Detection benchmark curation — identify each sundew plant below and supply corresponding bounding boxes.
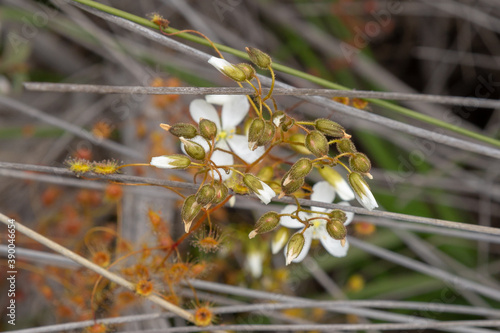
[1,1,500,332]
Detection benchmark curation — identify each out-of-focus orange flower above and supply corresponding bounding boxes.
[151,77,182,109]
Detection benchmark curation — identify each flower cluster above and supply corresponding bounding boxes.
[146,47,377,264]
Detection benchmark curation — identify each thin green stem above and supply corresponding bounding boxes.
[69,0,500,148]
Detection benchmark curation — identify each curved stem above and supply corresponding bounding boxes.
[69,0,500,148]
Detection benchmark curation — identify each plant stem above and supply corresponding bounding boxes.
[68,0,500,148]
[0,212,195,323]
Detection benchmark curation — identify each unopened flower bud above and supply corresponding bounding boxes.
[285,232,305,265]
[208,57,247,82]
[282,158,313,187]
[289,134,312,155]
[243,173,276,204]
[257,166,274,182]
[349,172,378,211]
[167,123,198,139]
[212,181,229,205]
[328,209,347,223]
[248,118,265,151]
[196,184,216,206]
[199,118,218,140]
[272,111,286,127]
[181,195,201,232]
[305,130,329,157]
[249,211,280,239]
[281,177,304,195]
[315,118,345,138]
[272,228,289,254]
[180,138,206,161]
[337,138,357,154]
[150,154,191,169]
[236,63,256,80]
[256,121,276,146]
[246,47,272,69]
[326,219,347,240]
[349,153,371,173]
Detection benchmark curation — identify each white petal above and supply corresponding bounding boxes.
[189,99,221,130]
[279,205,308,229]
[221,95,249,130]
[311,181,336,204]
[355,183,378,211]
[320,235,349,257]
[226,134,266,164]
[255,181,276,204]
[205,94,233,105]
[334,177,355,201]
[246,252,263,278]
[208,57,233,72]
[209,147,234,181]
[150,156,175,169]
[287,228,313,263]
[338,201,355,226]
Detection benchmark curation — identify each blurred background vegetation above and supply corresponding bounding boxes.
[1,0,499,332]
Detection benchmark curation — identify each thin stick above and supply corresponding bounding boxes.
[23,83,500,109]
[0,96,142,159]
[348,237,500,302]
[0,212,194,322]
[1,161,500,237]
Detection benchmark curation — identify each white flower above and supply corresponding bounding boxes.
[254,181,275,204]
[243,174,276,204]
[150,155,190,169]
[280,181,354,263]
[186,95,266,181]
[208,57,246,81]
[245,250,264,278]
[349,172,378,211]
[318,167,355,201]
[208,57,234,73]
[354,183,378,210]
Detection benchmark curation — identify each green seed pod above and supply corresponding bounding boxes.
[282,158,313,186]
[212,181,229,205]
[245,47,272,69]
[326,219,347,240]
[169,123,198,139]
[249,211,280,239]
[181,138,206,161]
[337,138,357,154]
[285,232,305,265]
[315,118,345,138]
[349,153,371,173]
[199,118,218,140]
[256,121,276,146]
[236,63,256,80]
[305,130,329,157]
[248,118,265,151]
[281,177,304,195]
[328,209,347,223]
[195,184,216,206]
[181,195,201,232]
